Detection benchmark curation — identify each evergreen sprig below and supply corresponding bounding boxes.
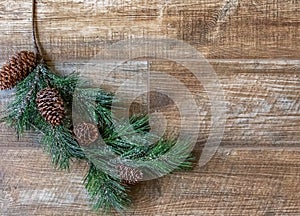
[1,64,79,134]
[1,61,194,214]
[0,0,195,212]
[84,163,130,212]
[41,125,85,169]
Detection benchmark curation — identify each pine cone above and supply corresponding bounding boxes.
[36,87,65,126]
[73,122,99,146]
[0,51,37,90]
[117,164,143,184]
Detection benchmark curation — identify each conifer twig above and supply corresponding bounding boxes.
[0,0,195,213]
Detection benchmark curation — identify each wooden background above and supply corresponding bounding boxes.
[0,0,299,215]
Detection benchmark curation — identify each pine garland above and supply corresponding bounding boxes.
[0,0,194,214]
[0,58,194,213]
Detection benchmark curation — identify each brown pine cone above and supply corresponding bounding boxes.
[36,87,65,126]
[0,51,37,90]
[117,164,143,184]
[73,122,99,146]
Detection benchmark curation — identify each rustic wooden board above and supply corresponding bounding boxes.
[0,0,299,215]
[0,0,299,60]
[2,60,298,148]
[0,148,299,215]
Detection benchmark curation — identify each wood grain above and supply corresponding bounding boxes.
[0,0,299,60]
[0,148,299,215]
[150,59,300,147]
[1,59,299,148]
[0,0,299,215]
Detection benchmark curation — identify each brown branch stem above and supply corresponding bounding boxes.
[32,0,44,63]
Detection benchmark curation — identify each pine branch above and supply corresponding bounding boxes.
[84,163,130,213]
[81,99,194,176]
[100,114,193,173]
[1,67,41,135]
[120,138,194,178]
[102,116,155,150]
[0,56,194,213]
[73,87,115,126]
[1,64,79,134]
[0,0,196,213]
[83,110,193,181]
[40,125,85,169]
[1,63,84,169]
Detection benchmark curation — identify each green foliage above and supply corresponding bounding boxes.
[1,62,195,214]
[1,64,82,169]
[102,116,155,150]
[41,125,85,170]
[73,87,114,126]
[1,64,80,135]
[128,139,194,178]
[84,163,130,213]
[1,71,39,135]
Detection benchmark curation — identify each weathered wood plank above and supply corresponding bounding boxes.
[0,0,299,215]
[0,60,299,148]
[0,149,95,215]
[149,59,300,147]
[0,0,299,60]
[0,148,299,215]
[105,57,300,180]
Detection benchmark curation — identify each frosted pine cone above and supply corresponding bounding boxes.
[0,51,37,90]
[73,122,99,146]
[117,164,143,184]
[36,87,65,126]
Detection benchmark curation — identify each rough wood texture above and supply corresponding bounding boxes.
[1,148,299,215]
[0,0,299,215]
[0,0,299,60]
